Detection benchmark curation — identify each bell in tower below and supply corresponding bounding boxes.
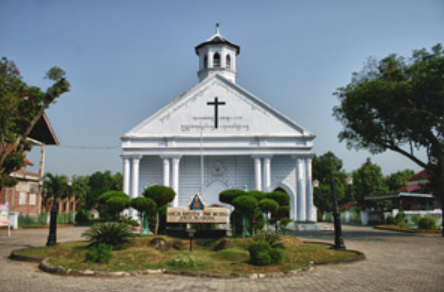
[195,24,240,83]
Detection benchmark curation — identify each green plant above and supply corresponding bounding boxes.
[97,191,129,220]
[253,231,284,248]
[168,255,197,268]
[278,217,292,235]
[395,208,407,227]
[249,241,272,266]
[84,244,113,264]
[269,248,284,265]
[418,216,437,230]
[385,215,396,225]
[143,185,175,235]
[82,222,134,249]
[75,209,90,224]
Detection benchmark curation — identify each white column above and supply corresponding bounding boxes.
[171,156,181,207]
[253,156,262,191]
[162,157,171,187]
[123,157,131,196]
[305,157,315,222]
[263,156,272,192]
[130,155,141,219]
[297,157,306,221]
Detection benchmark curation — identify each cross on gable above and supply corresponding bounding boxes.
[207,97,226,129]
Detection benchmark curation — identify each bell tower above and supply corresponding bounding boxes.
[195,24,240,83]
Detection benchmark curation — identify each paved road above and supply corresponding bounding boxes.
[0,225,443,292]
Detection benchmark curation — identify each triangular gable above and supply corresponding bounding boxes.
[124,74,313,138]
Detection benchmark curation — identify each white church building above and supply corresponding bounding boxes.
[121,26,317,223]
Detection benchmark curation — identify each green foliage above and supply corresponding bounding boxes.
[312,152,349,214]
[143,185,175,235]
[143,185,175,207]
[84,244,113,264]
[168,255,197,268]
[232,195,258,212]
[219,189,246,205]
[418,216,437,230]
[278,217,292,235]
[130,197,157,214]
[385,216,396,225]
[0,57,70,191]
[395,208,407,227]
[97,191,129,221]
[266,191,290,206]
[248,240,283,266]
[332,44,444,235]
[269,248,284,265]
[75,209,91,224]
[248,191,266,202]
[352,158,388,209]
[253,231,284,248]
[82,222,134,249]
[83,171,123,211]
[259,199,279,214]
[385,170,415,192]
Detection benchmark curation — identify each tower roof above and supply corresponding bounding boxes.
[195,24,240,55]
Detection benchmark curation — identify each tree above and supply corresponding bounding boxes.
[258,199,279,231]
[130,197,157,235]
[232,195,258,237]
[385,169,415,193]
[352,158,388,209]
[0,57,70,191]
[84,171,122,211]
[143,185,175,235]
[43,173,69,246]
[96,191,128,220]
[333,44,444,236]
[312,152,348,219]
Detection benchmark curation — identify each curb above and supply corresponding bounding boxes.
[9,250,44,263]
[37,258,315,279]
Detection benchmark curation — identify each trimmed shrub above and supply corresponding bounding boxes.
[84,244,113,264]
[82,222,134,249]
[385,215,396,225]
[269,248,284,265]
[219,189,246,205]
[418,216,437,230]
[249,241,272,266]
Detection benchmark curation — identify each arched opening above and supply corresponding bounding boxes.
[213,52,221,68]
[204,55,208,69]
[226,54,231,69]
[272,185,295,220]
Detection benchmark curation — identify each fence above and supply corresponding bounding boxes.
[18,212,76,227]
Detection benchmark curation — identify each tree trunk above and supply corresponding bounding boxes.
[155,211,159,235]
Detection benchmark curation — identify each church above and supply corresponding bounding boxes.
[121,26,317,224]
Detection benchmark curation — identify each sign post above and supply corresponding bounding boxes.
[0,204,10,237]
[167,194,229,234]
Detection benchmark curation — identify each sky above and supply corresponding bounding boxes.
[1,0,443,178]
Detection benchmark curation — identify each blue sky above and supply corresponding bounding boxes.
[1,0,443,177]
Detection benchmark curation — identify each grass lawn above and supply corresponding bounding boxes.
[16,236,361,274]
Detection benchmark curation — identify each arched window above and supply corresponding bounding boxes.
[213,52,221,68]
[226,54,231,69]
[204,55,208,69]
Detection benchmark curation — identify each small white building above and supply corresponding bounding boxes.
[121,26,316,223]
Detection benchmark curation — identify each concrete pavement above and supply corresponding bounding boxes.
[0,225,443,292]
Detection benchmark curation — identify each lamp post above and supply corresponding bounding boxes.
[331,173,346,250]
[46,190,59,246]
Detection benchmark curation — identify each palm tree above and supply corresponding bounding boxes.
[44,173,69,246]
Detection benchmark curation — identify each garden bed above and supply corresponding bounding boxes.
[13,235,363,277]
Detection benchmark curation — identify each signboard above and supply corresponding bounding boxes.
[0,204,9,226]
[167,193,229,224]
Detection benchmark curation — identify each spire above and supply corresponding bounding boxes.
[216,23,220,35]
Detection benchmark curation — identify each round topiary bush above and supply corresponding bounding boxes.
[418,216,437,230]
[249,241,272,266]
[269,248,284,265]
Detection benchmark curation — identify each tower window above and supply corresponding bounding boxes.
[204,55,208,69]
[213,52,221,68]
[226,54,231,69]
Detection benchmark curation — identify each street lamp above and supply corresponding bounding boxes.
[331,173,346,250]
[46,189,59,246]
